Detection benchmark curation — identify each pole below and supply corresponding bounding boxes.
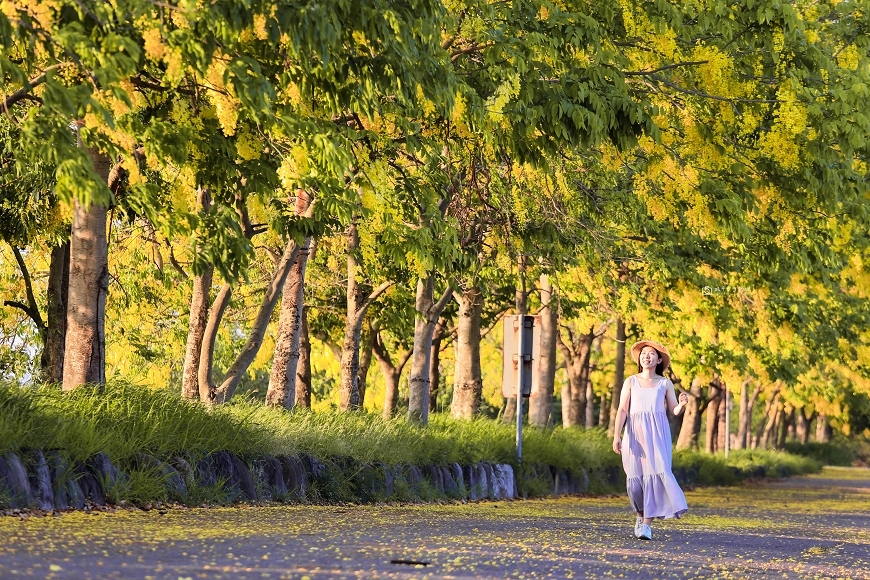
[724,382,730,459]
[516,316,524,462]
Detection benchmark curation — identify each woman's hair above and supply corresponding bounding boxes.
[637,347,666,376]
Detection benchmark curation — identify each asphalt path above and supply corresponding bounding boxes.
[1,466,868,579]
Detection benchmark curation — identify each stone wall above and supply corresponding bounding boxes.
[0,449,607,512]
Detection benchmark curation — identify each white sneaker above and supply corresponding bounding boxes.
[637,523,652,540]
[633,517,644,538]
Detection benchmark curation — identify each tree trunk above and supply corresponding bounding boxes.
[735,378,753,450]
[796,409,815,445]
[407,277,452,424]
[585,335,603,428]
[451,284,483,419]
[44,242,69,383]
[213,238,300,403]
[266,199,312,408]
[63,148,110,390]
[357,322,375,409]
[815,414,832,442]
[265,237,310,408]
[585,379,596,428]
[558,327,594,428]
[295,307,312,408]
[598,389,609,426]
[529,274,557,428]
[776,409,794,450]
[337,223,393,411]
[759,398,781,450]
[607,319,626,437]
[676,376,704,450]
[428,318,445,414]
[198,283,232,403]
[753,386,781,449]
[373,327,411,420]
[704,380,722,453]
[716,392,728,453]
[786,408,797,440]
[181,188,213,400]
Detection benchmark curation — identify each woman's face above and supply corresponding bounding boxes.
[639,346,661,370]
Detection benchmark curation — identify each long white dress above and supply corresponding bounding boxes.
[622,375,689,519]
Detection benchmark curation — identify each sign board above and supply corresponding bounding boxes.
[502,314,540,398]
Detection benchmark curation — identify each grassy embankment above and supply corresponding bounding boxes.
[0,381,829,505]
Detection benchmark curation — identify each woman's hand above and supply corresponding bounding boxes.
[612,438,622,455]
[678,392,689,406]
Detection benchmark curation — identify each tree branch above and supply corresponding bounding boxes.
[451,42,495,61]
[359,281,395,314]
[2,63,72,111]
[622,61,709,76]
[647,74,782,103]
[8,245,46,335]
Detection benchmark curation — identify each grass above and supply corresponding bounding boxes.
[673,448,822,486]
[783,437,870,467]
[0,381,833,505]
[0,381,620,473]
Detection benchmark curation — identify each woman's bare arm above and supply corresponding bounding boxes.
[666,380,688,416]
[612,378,632,454]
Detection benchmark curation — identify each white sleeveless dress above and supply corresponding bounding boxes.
[622,375,688,519]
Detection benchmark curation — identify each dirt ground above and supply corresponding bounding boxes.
[0,466,868,579]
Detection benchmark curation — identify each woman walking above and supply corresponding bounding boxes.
[613,339,689,540]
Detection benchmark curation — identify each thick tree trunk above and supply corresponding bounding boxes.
[266,192,313,408]
[198,283,232,403]
[558,327,594,428]
[752,386,781,449]
[357,323,375,409]
[676,376,704,450]
[759,397,781,450]
[63,148,110,390]
[704,380,722,453]
[796,409,815,445]
[735,378,754,450]
[716,392,728,453]
[451,284,483,419]
[607,319,626,437]
[776,408,794,449]
[585,336,603,428]
[529,274,557,428]
[815,414,832,442]
[407,277,452,424]
[373,328,411,420]
[266,235,311,407]
[338,223,393,411]
[598,389,609,426]
[585,379,596,428]
[214,239,300,403]
[339,314,364,410]
[428,318,445,414]
[295,308,312,408]
[181,188,213,400]
[44,242,69,383]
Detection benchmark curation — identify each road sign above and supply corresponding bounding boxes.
[502,315,540,398]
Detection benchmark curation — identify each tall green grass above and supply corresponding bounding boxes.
[0,381,824,500]
[0,381,618,475]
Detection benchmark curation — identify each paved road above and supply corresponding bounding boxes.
[1,466,868,579]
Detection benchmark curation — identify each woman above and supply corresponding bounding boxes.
[613,339,689,540]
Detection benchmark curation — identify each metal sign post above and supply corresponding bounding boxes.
[502,315,540,463]
[515,318,524,462]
